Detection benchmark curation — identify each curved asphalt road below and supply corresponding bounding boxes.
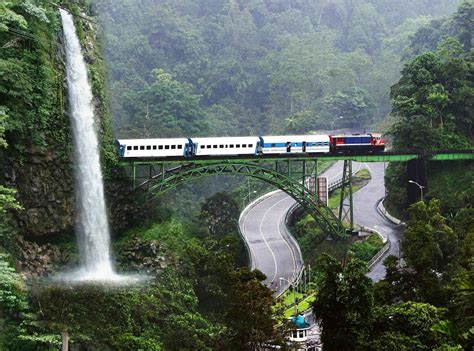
[239,160,403,291]
[240,191,300,292]
[353,162,403,281]
[239,161,367,294]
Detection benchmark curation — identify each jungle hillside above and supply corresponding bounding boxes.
[0,0,473,350]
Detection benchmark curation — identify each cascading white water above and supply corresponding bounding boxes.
[60,9,115,280]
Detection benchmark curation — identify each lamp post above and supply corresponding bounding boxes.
[280,277,298,316]
[331,116,344,130]
[408,180,424,201]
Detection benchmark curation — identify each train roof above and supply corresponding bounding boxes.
[191,136,259,143]
[117,138,189,145]
[330,134,374,138]
[261,135,329,142]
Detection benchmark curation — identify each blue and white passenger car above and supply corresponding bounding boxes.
[258,135,330,154]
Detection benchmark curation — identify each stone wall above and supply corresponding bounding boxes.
[5,148,149,237]
[105,177,154,235]
[5,147,75,237]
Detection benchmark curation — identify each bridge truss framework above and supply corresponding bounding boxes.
[120,150,473,238]
[128,159,348,237]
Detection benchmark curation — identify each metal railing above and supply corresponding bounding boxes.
[359,225,391,269]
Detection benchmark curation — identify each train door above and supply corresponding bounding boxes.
[286,141,291,152]
[302,141,307,152]
[118,143,126,157]
[184,138,195,158]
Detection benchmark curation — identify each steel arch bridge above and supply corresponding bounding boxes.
[127,159,347,237]
[120,150,474,238]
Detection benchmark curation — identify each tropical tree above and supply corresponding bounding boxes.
[312,254,373,350]
[363,301,445,350]
[402,199,457,274]
[199,191,240,238]
[322,87,374,128]
[126,69,208,138]
[390,39,474,151]
[225,268,285,350]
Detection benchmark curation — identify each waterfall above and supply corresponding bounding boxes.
[60,9,114,279]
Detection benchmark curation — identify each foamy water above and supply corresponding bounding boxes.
[60,9,126,282]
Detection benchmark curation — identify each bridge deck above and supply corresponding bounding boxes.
[119,150,474,164]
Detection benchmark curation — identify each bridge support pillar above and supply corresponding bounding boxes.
[301,160,306,197]
[338,160,354,232]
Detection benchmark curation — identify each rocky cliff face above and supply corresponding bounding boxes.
[2,4,143,239]
[5,148,148,238]
[5,147,75,236]
[16,236,68,278]
[4,139,146,239]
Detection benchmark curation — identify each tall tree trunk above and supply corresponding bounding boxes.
[62,330,69,351]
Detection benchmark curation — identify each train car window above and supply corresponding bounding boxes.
[200,145,205,149]
[178,145,182,149]
[213,145,218,149]
[158,145,163,150]
[146,145,151,150]
[236,144,240,148]
[127,146,132,150]
[152,145,157,150]
[219,145,224,148]
[133,146,138,150]
[271,143,276,147]
[171,145,176,150]
[248,144,253,148]
[165,145,170,150]
[207,145,211,149]
[230,144,234,148]
[140,146,145,150]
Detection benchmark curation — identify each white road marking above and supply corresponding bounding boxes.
[276,198,298,282]
[244,194,298,285]
[364,162,372,174]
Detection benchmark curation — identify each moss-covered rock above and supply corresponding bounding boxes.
[1,1,124,238]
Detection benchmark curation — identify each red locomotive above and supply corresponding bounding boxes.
[329,133,385,153]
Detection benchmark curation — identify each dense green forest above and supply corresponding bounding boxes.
[96,0,460,137]
[384,0,473,214]
[1,0,473,350]
[0,1,285,349]
[312,198,474,350]
[310,2,473,350]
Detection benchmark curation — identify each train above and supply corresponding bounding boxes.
[117,133,385,159]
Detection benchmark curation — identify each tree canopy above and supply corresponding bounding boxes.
[96,0,461,137]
